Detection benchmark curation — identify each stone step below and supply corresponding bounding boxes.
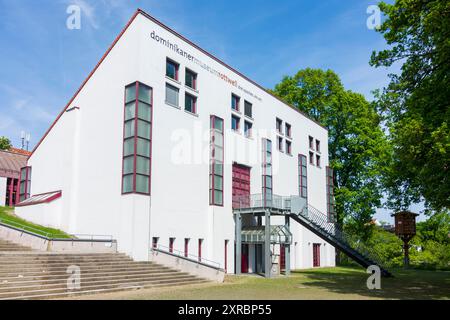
[0,270,183,286]
[0,257,135,265]
[0,266,172,280]
[0,263,169,275]
[0,276,206,300]
[12,279,210,300]
[0,273,195,293]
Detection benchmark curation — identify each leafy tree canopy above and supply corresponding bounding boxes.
[371,0,450,212]
[0,137,12,151]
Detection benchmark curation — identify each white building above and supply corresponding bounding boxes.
[15,9,336,276]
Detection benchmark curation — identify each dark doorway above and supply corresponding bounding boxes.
[313,243,321,267]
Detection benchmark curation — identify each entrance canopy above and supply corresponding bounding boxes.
[241,225,292,245]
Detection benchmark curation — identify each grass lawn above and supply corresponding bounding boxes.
[67,266,450,300]
[0,206,71,239]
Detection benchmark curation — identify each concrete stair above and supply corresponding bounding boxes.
[0,243,209,299]
[0,239,33,252]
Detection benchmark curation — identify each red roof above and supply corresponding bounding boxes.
[0,149,29,179]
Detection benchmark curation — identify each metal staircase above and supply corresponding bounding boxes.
[289,205,392,277]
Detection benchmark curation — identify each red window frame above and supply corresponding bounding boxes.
[121,82,153,196]
[210,115,224,206]
[326,167,336,222]
[286,140,292,155]
[309,136,314,150]
[285,123,292,138]
[152,237,159,249]
[169,238,175,253]
[19,166,32,202]
[231,94,240,111]
[185,93,197,114]
[198,239,203,262]
[166,58,179,81]
[224,240,229,273]
[184,238,189,258]
[231,115,240,131]
[276,118,283,134]
[299,154,308,199]
[185,68,197,90]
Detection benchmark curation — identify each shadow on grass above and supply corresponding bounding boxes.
[293,267,450,300]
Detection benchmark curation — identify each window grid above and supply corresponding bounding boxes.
[244,101,252,118]
[122,82,153,195]
[166,59,179,81]
[210,116,224,206]
[231,94,240,112]
[185,68,197,90]
[299,154,308,199]
[185,93,197,114]
[244,121,252,138]
[326,167,336,222]
[262,139,273,206]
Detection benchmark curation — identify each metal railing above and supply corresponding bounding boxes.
[152,244,221,269]
[0,216,114,242]
[296,205,392,269]
[233,193,293,211]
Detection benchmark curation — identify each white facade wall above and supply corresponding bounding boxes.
[16,12,335,271]
[0,177,6,207]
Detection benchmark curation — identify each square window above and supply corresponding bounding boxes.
[277,136,283,152]
[286,140,292,155]
[165,83,179,107]
[244,101,252,118]
[244,121,252,138]
[286,123,292,138]
[232,115,240,131]
[309,152,315,165]
[166,59,179,80]
[122,175,133,193]
[231,94,240,111]
[125,84,137,103]
[185,93,197,114]
[136,175,149,194]
[185,69,197,89]
[138,84,152,104]
[309,136,314,150]
[276,118,283,134]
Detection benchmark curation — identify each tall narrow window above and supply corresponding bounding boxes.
[169,238,175,253]
[309,151,315,165]
[185,93,197,114]
[19,166,31,202]
[231,94,240,111]
[262,139,273,206]
[166,58,179,80]
[244,101,252,118]
[198,239,203,262]
[277,136,284,152]
[224,240,229,273]
[316,155,321,168]
[326,167,336,222]
[316,140,321,153]
[210,116,224,206]
[299,154,308,199]
[185,69,197,89]
[122,82,152,195]
[286,140,292,155]
[184,238,190,258]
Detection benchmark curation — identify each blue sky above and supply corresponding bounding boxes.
[1,0,420,222]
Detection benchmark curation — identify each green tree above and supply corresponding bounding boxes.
[370,0,450,211]
[0,137,12,151]
[272,68,391,241]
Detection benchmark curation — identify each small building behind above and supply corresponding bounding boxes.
[0,148,31,207]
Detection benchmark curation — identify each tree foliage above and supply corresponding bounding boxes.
[272,68,391,240]
[371,0,450,211]
[0,137,12,151]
